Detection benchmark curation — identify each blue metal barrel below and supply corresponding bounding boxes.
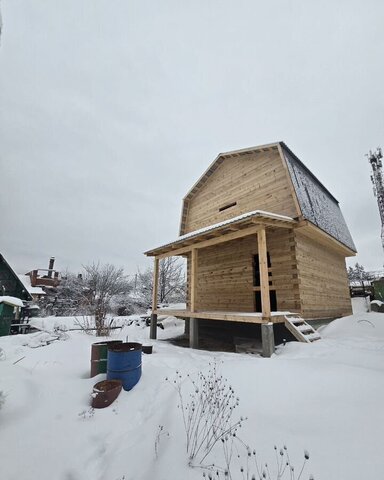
[107,342,142,391]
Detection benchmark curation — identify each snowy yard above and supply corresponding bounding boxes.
[1,312,384,480]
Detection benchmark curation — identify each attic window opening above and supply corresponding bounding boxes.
[219,202,237,212]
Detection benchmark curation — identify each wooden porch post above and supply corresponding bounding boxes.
[189,248,199,348]
[190,248,198,312]
[257,227,271,321]
[150,257,159,339]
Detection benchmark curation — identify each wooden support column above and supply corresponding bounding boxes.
[257,227,271,321]
[150,257,159,340]
[190,248,198,312]
[190,248,199,348]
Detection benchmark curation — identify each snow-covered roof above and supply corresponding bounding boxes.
[146,210,295,255]
[281,145,356,252]
[349,280,371,287]
[0,296,24,307]
[17,275,46,296]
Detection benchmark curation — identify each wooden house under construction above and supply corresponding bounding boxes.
[145,142,356,355]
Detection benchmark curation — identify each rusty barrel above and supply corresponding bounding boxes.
[90,340,123,378]
[107,342,142,391]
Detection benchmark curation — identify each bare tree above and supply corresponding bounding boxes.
[135,257,186,308]
[158,257,185,303]
[82,263,131,335]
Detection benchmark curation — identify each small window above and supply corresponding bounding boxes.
[219,201,237,212]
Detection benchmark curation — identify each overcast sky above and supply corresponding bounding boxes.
[1,0,384,276]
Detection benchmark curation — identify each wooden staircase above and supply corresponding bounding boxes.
[284,315,321,343]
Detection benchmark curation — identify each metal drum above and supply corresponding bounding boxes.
[107,342,142,391]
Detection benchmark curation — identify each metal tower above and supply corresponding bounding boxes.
[368,147,384,251]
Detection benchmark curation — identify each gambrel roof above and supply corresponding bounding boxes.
[179,142,356,252]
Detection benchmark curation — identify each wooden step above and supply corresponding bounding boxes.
[284,315,321,343]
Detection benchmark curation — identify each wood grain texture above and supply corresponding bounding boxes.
[294,231,352,319]
[186,229,300,314]
[182,150,299,234]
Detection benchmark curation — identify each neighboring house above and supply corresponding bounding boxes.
[0,254,32,336]
[145,142,356,353]
[0,254,32,301]
[25,256,61,289]
[349,280,372,298]
[17,274,46,301]
[0,296,25,336]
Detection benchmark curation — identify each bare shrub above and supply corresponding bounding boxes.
[202,442,313,480]
[165,361,314,480]
[168,361,245,466]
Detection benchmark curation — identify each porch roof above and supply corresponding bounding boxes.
[145,209,297,257]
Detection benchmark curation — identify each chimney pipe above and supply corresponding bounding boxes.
[48,257,55,278]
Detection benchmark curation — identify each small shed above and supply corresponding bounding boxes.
[145,142,356,353]
[0,296,24,336]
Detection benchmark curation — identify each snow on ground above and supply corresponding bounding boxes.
[1,312,384,480]
[351,296,370,313]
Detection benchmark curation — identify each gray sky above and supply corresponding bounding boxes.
[1,0,384,276]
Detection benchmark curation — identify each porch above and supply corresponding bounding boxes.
[153,308,291,324]
[145,209,300,356]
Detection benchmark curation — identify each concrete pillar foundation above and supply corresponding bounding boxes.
[189,318,199,349]
[261,323,275,357]
[184,318,190,335]
[150,314,157,340]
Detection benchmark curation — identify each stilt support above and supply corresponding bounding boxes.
[184,318,190,335]
[261,323,275,357]
[189,318,199,349]
[150,314,158,340]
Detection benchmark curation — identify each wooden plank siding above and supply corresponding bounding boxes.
[294,231,352,319]
[187,228,300,314]
[183,149,300,234]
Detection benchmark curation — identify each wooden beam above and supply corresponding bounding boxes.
[151,257,159,312]
[257,227,271,321]
[157,225,262,259]
[153,309,289,324]
[251,218,293,229]
[190,248,198,312]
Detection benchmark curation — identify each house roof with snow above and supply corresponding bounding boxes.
[178,141,356,252]
[145,209,296,256]
[0,254,33,301]
[0,296,24,308]
[17,275,46,296]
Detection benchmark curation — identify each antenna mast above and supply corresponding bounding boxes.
[368,147,384,251]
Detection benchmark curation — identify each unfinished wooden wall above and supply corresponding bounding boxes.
[295,231,352,319]
[183,149,299,234]
[189,229,300,313]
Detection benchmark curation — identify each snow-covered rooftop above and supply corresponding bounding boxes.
[17,275,46,296]
[146,209,295,254]
[0,296,24,307]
